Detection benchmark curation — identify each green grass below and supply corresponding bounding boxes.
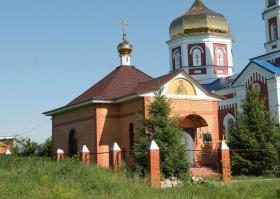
[0,156,279,199]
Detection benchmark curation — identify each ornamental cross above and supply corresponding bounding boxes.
[195,54,200,66]
[120,19,128,37]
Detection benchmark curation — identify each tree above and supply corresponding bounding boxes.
[134,87,189,179]
[14,137,39,156]
[228,89,280,176]
[13,137,52,157]
[38,137,52,157]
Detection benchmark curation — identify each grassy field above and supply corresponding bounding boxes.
[0,156,279,199]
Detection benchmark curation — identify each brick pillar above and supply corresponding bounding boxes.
[148,140,160,188]
[218,141,231,184]
[110,142,121,170]
[80,145,90,164]
[56,148,64,161]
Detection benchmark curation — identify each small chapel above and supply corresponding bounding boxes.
[44,0,280,172]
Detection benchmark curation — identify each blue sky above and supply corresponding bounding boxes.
[0,0,265,142]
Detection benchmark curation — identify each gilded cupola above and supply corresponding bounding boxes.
[169,0,230,39]
[117,38,133,55]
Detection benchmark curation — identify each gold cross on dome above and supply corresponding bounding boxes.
[120,19,128,37]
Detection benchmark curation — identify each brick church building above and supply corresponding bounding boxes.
[44,0,280,171]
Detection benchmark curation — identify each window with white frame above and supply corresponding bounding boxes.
[270,22,278,41]
[192,48,202,66]
[223,113,235,141]
[216,47,225,66]
[173,50,181,70]
[252,83,261,93]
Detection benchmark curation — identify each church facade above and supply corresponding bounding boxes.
[213,0,280,140]
[44,0,280,172]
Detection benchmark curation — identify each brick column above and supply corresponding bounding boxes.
[218,141,231,184]
[80,145,90,164]
[56,148,64,161]
[148,140,160,188]
[110,142,121,170]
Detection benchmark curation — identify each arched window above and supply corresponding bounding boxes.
[216,48,225,66]
[69,130,78,157]
[173,50,181,70]
[252,83,261,93]
[223,113,235,141]
[271,23,278,41]
[129,123,134,150]
[192,48,202,66]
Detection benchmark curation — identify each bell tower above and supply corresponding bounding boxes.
[263,0,280,53]
[167,0,234,84]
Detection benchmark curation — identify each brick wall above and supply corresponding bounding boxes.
[52,105,96,156]
[144,97,220,169]
[52,95,220,170]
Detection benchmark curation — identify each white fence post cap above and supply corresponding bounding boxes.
[5,149,12,155]
[80,145,90,153]
[148,140,159,150]
[220,140,229,150]
[110,142,121,151]
[56,148,64,154]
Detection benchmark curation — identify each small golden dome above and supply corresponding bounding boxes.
[169,0,230,39]
[117,38,133,55]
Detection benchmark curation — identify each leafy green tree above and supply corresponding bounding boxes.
[38,137,52,157]
[134,87,189,179]
[14,137,39,156]
[229,90,280,176]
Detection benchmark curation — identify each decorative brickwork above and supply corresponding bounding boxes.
[218,105,236,140]
[218,141,231,184]
[148,141,161,188]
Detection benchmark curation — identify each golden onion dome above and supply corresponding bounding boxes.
[117,38,133,55]
[169,0,230,39]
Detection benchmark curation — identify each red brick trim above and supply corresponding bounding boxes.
[213,44,228,67]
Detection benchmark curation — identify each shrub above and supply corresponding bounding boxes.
[229,90,280,176]
[134,87,189,179]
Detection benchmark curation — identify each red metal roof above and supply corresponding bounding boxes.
[133,70,184,94]
[68,65,153,105]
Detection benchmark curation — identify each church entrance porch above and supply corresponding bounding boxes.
[179,114,219,176]
[179,114,209,167]
[182,128,195,166]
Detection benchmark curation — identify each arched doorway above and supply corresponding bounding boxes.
[180,114,208,167]
[69,130,78,157]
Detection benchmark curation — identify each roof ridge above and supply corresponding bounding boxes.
[139,69,184,85]
[68,65,153,105]
[128,65,153,79]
